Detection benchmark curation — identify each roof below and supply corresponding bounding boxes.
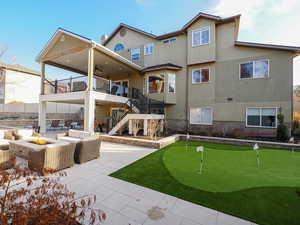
[141,63,182,73]
[36,28,142,72]
[235,41,300,53]
[0,62,41,76]
[103,12,240,45]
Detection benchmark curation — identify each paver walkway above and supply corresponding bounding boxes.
[59,142,257,225]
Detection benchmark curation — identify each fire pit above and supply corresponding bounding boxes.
[29,139,53,145]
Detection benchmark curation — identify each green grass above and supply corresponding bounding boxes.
[110,141,300,225]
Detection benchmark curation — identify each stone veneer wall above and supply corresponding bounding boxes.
[165,119,289,139]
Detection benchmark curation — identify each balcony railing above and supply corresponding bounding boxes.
[44,76,128,97]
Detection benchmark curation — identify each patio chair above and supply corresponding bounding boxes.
[0,146,15,170]
[64,120,73,129]
[28,142,76,175]
[49,120,61,130]
[56,130,101,164]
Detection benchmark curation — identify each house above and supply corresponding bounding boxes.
[36,12,300,137]
[0,63,42,104]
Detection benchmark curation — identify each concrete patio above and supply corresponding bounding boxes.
[56,141,258,225]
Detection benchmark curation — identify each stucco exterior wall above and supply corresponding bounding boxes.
[187,18,216,65]
[102,17,294,137]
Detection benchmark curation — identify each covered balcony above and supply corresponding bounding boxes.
[36,28,143,133]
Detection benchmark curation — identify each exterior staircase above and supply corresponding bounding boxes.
[108,114,164,135]
[108,88,165,136]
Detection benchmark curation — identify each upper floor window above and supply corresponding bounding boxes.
[240,60,269,79]
[192,27,210,46]
[192,68,210,83]
[131,48,140,61]
[246,107,277,128]
[148,74,164,94]
[144,43,154,55]
[114,43,124,52]
[162,37,177,44]
[168,73,176,93]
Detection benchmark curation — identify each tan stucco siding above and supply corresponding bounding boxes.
[44,35,88,61]
[187,19,216,65]
[214,53,292,103]
[188,63,215,106]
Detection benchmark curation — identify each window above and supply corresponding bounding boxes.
[192,68,209,83]
[144,43,154,55]
[111,80,129,97]
[240,60,269,79]
[190,107,213,125]
[162,37,176,44]
[246,107,277,128]
[192,27,210,46]
[168,73,176,93]
[148,74,165,94]
[114,43,124,52]
[131,48,140,61]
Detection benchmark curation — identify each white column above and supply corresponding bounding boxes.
[143,119,148,136]
[38,100,46,134]
[84,92,95,133]
[40,63,45,95]
[87,47,94,91]
[128,119,133,134]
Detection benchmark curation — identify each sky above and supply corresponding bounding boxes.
[0,0,300,83]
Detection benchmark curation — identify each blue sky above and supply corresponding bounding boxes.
[1,0,300,83]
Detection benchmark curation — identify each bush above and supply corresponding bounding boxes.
[276,114,289,141]
[0,166,106,225]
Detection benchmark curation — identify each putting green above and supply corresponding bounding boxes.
[163,142,300,192]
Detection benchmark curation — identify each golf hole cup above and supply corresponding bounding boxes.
[197,146,204,174]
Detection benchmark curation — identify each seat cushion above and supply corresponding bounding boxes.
[17,129,33,139]
[0,139,9,146]
[58,136,81,143]
[68,129,91,138]
[0,130,5,139]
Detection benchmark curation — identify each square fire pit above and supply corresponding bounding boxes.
[10,138,62,159]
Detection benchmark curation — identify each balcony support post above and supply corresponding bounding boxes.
[87,46,95,91]
[41,63,45,95]
[84,92,95,133]
[38,100,46,134]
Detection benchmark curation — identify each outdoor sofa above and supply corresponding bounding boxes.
[56,129,101,164]
[28,141,76,175]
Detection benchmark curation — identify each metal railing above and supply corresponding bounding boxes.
[45,76,130,97]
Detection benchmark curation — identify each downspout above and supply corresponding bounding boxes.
[185,31,189,133]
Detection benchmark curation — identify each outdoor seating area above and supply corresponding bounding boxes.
[0,127,101,175]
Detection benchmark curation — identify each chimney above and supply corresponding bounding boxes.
[100,34,108,44]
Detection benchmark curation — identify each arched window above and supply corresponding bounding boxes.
[114,43,125,52]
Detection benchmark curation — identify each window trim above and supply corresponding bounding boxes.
[130,48,141,61]
[239,59,270,80]
[190,107,213,125]
[192,67,210,84]
[114,43,125,52]
[162,37,177,44]
[167,73,176,94]
[246,107,278,128]
[192,27,210,47]
[144,43,154,56]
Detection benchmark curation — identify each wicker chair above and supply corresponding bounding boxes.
[0,147,15,170]
[57,130,101,164]
[28,142,76,175]
[74,137,101,164]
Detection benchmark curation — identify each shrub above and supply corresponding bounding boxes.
[276,114,289,141]
[0,166,106,225]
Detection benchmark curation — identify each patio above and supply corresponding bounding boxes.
[54,141,255,225]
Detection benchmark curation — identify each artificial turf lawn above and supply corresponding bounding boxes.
[110,141,300,225]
